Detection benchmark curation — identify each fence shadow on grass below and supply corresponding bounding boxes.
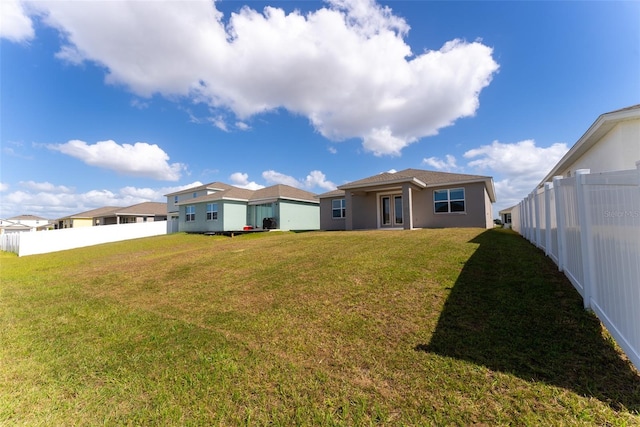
[417,228,640,412]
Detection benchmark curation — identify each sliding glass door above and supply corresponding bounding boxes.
[380,195,403,227]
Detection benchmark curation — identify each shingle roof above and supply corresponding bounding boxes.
[164,182,234,197]
[7,214,49,221]
[63,206,121,219]
[339,168,492,189]
[337,168,496,202]
[250,185,318,203]
[316,189,346,199]
[112,202,167,216]
[176,184,319,205]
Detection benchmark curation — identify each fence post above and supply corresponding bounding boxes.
[526,193,533,242]
[575,169,594,309]
[544,182,552,257]
[553,176,565,272]
[531,188,540,248]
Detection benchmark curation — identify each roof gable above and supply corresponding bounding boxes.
[164,182,234,197]
[176,184,319,205]
[112,202,168,215]
[338,168,496,202]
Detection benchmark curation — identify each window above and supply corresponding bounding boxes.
[193,192,198,198]
[174,195,178,204]
[185,205,195,222]
[207,203,218,221]
[332,199,346,218]
[434,188,465,213]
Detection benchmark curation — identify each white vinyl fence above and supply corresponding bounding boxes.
[1,220,168,257]
[513,162,640,371]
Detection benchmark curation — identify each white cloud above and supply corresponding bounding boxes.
[235,121,250,131]
[422,154,458,171]
[0,182,9,192]
[21,0,498,156]
[0,181,208,219]
[463,139,569,212]
[262,170,303,188]
[328,146,337,154]
[262,169,336,191]
[229,172,265,190]
[303,170,337,191]
[464,140,568,178]
[19,181,74,193]
[47,139,186,181]
[0,0,34,42]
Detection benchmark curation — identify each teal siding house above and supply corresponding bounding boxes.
[165,183,319,233]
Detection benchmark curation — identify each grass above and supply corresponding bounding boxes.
[1,228,639,425]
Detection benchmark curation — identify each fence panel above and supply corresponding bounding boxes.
[18,221,168,256]
[546,183,559,264]
[555,176,585,295]
[535,187,547,251]
[582,169,640,371]
[0,233,21,254]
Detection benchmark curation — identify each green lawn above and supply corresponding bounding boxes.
[1,228,638,425]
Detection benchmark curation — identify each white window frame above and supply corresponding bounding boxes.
[332,199,346,219]
[434,188,466,214]
[185,205,196,222]
[206,203,218,221]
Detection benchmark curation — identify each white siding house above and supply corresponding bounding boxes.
[538,105,640,184]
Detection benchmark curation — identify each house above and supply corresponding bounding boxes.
[537,104,640,186]
[94,202,168,225]
[317,168,496,231]
[165,182,234,221]
[498,206,514,227]
[0,215,52,234]
[56,202,168,228]
[166,183,320,233]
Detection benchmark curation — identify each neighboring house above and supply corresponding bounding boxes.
[56,203,168,228]
[57,206,122,229]
[167,183,320,233]
[0,215,51,234]
[165,182,235,221]
[94,202,168,225]
[537,104,640,186]
[317,168,496,231]
[499,206,514,226]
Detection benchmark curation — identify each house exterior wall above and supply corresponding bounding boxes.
[351,192,379,230]
[278,201,319,230]
[557,120,640,177]
[325,181,492,230]
[69,218,93,228]
[484,187,494,229]
[178,201,248,233]
[319,197,346,231]
[221,202,248,231]
[412,182,491,228]
[167,189,215,216]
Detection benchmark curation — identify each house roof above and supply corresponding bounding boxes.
[164,182,234,197]
[316,189,346,199]
[538,104,640,187]
[176,184,319,205]
[250,185,318,203]
[58,202,168,221]
[7,214,49,221]
[110,202,168,216]
[59,206,122,220]
[335,168,496,202]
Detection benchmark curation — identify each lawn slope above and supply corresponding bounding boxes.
[1,228,638,425]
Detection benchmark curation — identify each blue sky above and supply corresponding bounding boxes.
[1,0,639,220]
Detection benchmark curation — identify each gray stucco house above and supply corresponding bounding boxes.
[165,183,319,233]
[317,169,496,231]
